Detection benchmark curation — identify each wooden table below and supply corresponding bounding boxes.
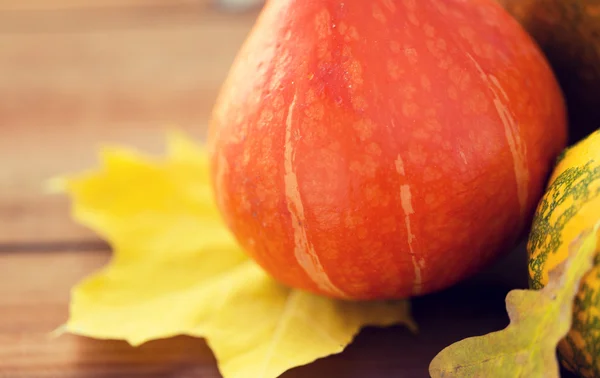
[0,2,577,377]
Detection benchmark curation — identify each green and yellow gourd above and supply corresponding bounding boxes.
[527,130,600,377]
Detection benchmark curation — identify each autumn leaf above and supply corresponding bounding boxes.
[52,131,417,378]
[429,223,600,378]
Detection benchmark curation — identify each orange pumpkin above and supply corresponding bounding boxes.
[207,0,567,300]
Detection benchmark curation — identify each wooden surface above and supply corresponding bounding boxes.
[0,2,576,377]
[0,248,532,378]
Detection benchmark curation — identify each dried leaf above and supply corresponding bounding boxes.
[55,131,417,378]
[429,223,600,378]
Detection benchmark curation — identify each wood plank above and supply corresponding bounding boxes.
[0,3,259,34]
[0,0,263,13]
[0,251,109,333]
[0,246,546,378]
[0,334,221,378]
[0,250,221,377]
[0,249,450,378]
[0,0,207,11]
[0,11,256,244]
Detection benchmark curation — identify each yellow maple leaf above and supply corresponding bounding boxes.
[429,223,600,378]
[53,131,417,378]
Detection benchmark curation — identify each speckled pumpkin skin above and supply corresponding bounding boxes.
[207,0,567,300]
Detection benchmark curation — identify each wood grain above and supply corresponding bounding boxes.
[0,0,205,11]
[0,250,221,378]
[0,248,531,378]
[0,2,257,244]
